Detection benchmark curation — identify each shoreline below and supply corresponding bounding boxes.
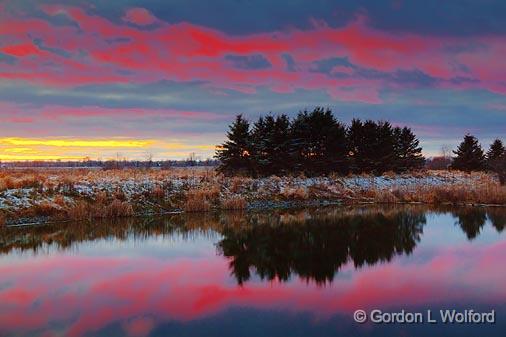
[1,168,505,227]
[3,200,506,228]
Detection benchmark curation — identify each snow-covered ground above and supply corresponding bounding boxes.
[0,170,492,214]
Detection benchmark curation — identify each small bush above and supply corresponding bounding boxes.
[105,199,134,218]
[221,196,247,210]
[281,187,309,200]
[66,201,91,220]
[184,188,219,212]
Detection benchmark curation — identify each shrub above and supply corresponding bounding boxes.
[184,188,219,212]
[221,196,247,210]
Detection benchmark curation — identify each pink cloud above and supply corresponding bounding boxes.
[123,8,157,26]
[0,5,504,102]
[1,42,41,57]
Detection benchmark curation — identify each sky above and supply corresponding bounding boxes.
[0,0,505,161]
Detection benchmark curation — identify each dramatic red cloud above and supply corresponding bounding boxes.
[1,42,41,57]
[0,5,504,102]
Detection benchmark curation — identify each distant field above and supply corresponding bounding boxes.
[0,168,504,226]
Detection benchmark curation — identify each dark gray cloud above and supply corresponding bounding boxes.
[8,0,506,36]
[310,57,440,87]
[32,38,72,58]
[281,54,296,72]
[310,57,353,74]
[225,54,271,70]
[1,81,505,140]
[0,53,17,64]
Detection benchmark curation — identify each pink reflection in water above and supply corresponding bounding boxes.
[0,240,505,337]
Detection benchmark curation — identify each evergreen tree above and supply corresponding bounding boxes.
[217,108,427,177]
[393,126,425,172]
[347,119,366,173]
[486,139,506,184]
[348,120,396,175]
[290,107,348,176]
[374,121,397,174]
[486,139,505,168]
[451,134,485,172]
[250,116,270,176]
[269,114,292,175]
[248,114,293,176]
[215,115,252,176]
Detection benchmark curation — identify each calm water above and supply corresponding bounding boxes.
[0,206,505,337]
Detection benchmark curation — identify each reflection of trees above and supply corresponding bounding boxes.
[217,208,426,285]
[452,208,487,240]
[487,208,506,232]
[0,217,179,254]
[1,206,504,285]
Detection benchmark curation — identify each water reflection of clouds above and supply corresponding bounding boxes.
[1,240,505,336]
[0,207,504,336]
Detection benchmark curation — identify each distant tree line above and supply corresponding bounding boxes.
[215,107,425,177]
[451,134,505,184]
[0,158,219,170]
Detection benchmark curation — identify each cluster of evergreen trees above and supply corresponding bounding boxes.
[216,107,425,176]
[451,135,505,183]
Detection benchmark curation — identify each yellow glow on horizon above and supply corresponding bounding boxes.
[0,154,86,161]
[0,137,217,161]
[0,137,153,148]
[161,143,217,151]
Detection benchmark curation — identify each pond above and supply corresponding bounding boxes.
[0,205,505,336]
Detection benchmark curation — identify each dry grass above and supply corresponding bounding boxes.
[366,180,506,205]
[0,168,504,224]
[281,187,309,200]
[0,172,43,191]
[184,187,220,212]
[150,186,165,199]
[221,196,247,210]
[65,198,134,220]
[66,201,92,220]
[372,189,399,203]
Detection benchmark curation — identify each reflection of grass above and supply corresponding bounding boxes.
[0,204,503,255]
[0,168,504,225]
[0,204,427,255]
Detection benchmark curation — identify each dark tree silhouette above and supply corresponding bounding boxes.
[216,115,252,176]
[250,114,292,176]
[217,209,426,285]
[485,139,506,184]
[486,139,505,164]
[486,139,505,178]
[451,134,486,172]
[250,116,270,176]
[290,107,348,176]
[453,208,487,240]
[216,108,428,176]
[348,119,397,174]
[487,208,506,232]
[374,121,397,173]
[269,114,293,175]
[393,126,425,172]
[347,119,367,173]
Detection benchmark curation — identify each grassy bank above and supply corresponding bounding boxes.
[0,168,504,225]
